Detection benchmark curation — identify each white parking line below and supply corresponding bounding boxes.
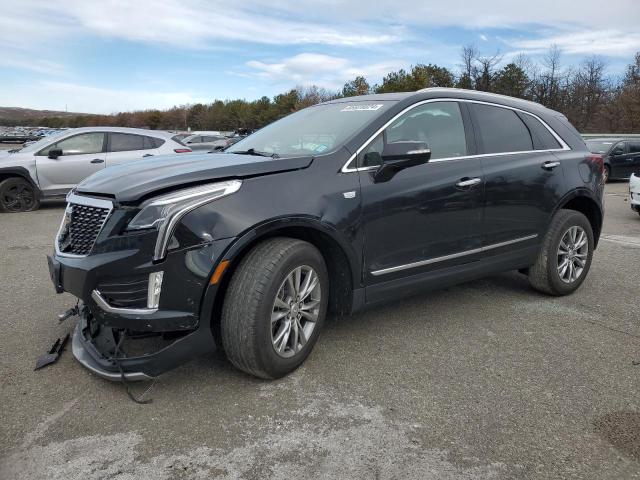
[600,234,640,248]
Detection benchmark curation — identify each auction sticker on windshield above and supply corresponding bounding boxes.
[341,104,384,112]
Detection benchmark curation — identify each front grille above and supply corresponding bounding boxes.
[97,275,149,309]
[58,203,111,256]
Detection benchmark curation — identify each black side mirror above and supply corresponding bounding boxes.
[612,148,624,156]
[373,141,431,183]
[48,148,63,159]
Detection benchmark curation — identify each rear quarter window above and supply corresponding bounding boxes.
[517,113,562,150]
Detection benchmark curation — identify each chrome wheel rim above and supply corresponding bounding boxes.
[271,265,321,358]
[557,226,588,283]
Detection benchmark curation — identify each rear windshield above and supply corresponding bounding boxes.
[226,101,394,157]
[585,140,614,154]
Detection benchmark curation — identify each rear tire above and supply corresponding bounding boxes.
[603,164,610,183]
[0,177,40,212]
[528,209,594,295]
[221,238,329,379]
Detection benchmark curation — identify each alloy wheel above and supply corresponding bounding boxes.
[2,183,35,212]
[270,265,321,358]
[557,226,588,283]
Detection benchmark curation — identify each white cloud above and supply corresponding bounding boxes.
[0,82,208,114]
[479,34,488,42]
[507,30,640,57]
[242,53,404,90]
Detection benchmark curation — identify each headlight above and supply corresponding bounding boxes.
[127,180,242,260]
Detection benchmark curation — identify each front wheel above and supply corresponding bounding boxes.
[221,238,329,379]
[0,177,40,212]
[528,209,594,295]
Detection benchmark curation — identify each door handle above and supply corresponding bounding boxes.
[143,154,154,157]
[456,177,482,188]
[542,161,560,170]
[90,158,104,164]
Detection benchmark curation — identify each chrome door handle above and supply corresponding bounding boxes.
[90,158,104,164]
[456,177,482,188]
[542,161,560,170]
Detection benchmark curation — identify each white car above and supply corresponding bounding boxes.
[630,173,640,217]
[0,127,191,212]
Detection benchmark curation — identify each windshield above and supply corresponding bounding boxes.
[585,140,615,154]
[226,101,393,157]
[17,130,68,153]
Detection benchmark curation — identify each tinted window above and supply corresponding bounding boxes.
[144,136,165,149]
[518,113,561,150]
[202,136,223,142]
[629,142,640,154]
[110,133,145,152]
[40,132,105,156]
[386,101,467,159]
[472,104,533,154]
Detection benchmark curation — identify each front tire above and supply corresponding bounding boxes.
[528,209,594,295]
[0,177,40,212]
[221,238,329,379]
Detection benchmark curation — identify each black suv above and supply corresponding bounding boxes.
[585,137,640,182]
[48,88,604,381]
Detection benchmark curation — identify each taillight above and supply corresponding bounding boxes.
[174,148,191,153]
[587,154,604,173]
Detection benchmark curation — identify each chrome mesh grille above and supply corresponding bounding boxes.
[58,203,110,256]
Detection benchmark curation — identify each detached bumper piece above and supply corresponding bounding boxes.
[72,309,214,382]
[35,334,70,370]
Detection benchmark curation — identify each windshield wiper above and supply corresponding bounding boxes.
[230,148,279,159]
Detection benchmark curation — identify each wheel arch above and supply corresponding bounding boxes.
[555,190,603,248]
[207,217,359,340]
[0,167,40,192]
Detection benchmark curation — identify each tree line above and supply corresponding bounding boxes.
[13,46,640,134]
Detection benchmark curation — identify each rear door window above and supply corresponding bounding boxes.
[109,133,145,152]
[471,104,533,154]
[144,136,164,149]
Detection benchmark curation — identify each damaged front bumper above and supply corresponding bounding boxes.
[71,309,214,381]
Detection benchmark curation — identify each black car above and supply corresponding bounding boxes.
[48,88,604,381]
[585,137,640,182]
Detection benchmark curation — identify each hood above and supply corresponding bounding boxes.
[75,152,313,203]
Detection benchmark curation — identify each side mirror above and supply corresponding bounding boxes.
[612,148,624,156]
[48,148,63,159]
[373,141,431,183]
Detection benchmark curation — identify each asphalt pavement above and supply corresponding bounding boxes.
[0,178,639,479]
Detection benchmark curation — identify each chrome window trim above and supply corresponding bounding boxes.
[370,234,538,276]
[91,290,158,315]
[54,192,114,258]
[341,98,571,173]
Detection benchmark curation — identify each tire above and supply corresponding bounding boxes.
[0,177,40,212]
[528,209,594,296]
[221,237,329,379]
[603,164,610,183]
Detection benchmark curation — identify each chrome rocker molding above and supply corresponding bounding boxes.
[371,234,539,276]
[91,290,158,315]
[341,98,571,173]
[55,192,114,258]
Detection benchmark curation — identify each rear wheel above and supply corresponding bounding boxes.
[0,177,40,212]
[528,209,594,295]
[221,238,329,379]
[603,164,611,183]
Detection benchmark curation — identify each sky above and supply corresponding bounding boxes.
[1,0,639,114]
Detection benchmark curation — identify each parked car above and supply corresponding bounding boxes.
[47,88,603,382]
[0,127,191,212]
[585,138,640,182]
[181,134,232,151]
[630,173,640,216]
